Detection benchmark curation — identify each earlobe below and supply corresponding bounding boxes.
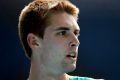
[27,33,40,48]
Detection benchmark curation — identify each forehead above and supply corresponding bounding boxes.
[47,12,80,31]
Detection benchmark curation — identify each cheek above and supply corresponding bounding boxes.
[44,37,67,50]
[42,43,65,66]
[43,36,69,56]
[43,41,66,59]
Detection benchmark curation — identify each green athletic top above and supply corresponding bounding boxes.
[69,76,104,80]
[27,76,104,80]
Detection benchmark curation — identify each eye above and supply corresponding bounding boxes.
[74,31,80,37]
[56,30,68,36]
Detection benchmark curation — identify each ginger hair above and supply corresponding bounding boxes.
[18,0,79,58]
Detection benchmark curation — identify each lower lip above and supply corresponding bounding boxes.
[66,57,77,61]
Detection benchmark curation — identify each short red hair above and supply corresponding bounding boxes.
[18,0,79,58]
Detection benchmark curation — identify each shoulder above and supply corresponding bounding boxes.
[69,76,104,80]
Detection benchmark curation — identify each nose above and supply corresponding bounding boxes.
[69,34,80,48]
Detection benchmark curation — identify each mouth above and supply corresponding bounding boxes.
[66,52,77,60]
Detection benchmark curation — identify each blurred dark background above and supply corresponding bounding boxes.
[0,0,120,80]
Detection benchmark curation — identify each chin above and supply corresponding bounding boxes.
[65,64,76,73]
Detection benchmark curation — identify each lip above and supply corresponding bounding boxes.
[69,51,77,56]
[66,51,78,60]
[68,56,77,61]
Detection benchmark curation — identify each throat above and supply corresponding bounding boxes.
[29,68,70,80]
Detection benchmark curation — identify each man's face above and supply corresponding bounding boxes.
[39,12,80,74]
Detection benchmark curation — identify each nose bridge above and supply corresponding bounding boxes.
[69,32,80,47]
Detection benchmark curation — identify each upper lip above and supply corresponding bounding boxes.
[66,51,78,58]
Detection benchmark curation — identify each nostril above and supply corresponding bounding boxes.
[70,42,80,48]
[71,44,76,47]
[70,42,77,48]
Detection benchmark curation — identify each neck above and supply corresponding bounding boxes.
[28,55,70,80]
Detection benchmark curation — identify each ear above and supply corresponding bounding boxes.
[27,33,42,49]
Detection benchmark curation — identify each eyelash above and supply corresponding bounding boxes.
[57,31,68,36]
[74,32,80,37]
[56,31,80,38]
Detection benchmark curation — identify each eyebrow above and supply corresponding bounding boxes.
[54,27,70,31]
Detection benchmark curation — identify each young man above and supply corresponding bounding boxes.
[18,0,103,80]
